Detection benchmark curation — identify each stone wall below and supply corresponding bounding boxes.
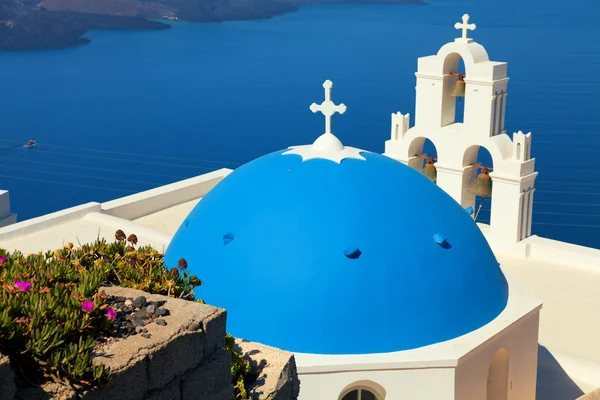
[235,340,300,400]
[1,286,300,400]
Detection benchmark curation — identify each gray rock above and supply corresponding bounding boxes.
[134,310,149,320]
[146,304,156,314]
[154,308,169,317]
[155,319,167,326]
[132,296,147,309]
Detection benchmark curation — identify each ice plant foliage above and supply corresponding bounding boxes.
[224,333,252,400]
[0,231,201,389]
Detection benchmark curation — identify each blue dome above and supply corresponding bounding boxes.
[164,149,508,355]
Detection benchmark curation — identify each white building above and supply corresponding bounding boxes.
[0,190,17,228]
[1,14,599,400]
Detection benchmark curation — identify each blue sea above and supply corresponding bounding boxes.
[0,0,599,249]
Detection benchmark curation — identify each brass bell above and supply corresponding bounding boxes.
[470,166,492,197]
[451,73,466,98]
[423,157,437,183]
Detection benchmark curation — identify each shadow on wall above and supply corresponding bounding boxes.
[537,345,584,400]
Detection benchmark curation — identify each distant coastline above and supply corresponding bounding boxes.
[0,0,427,51]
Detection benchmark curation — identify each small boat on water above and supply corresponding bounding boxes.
[24,139,37,148]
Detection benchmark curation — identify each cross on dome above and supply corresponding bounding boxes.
[454,14,476,41]
[282,80,367,163]
[310,79,347,135]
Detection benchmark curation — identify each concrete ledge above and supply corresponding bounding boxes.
[83,212,173,247]
[522,235,600,271]
[0,213,17,229]
[0,202,101,242]
[235,339,300,400]
[477,223,600,267]
[0,190,12,220]
[101,169,232,220]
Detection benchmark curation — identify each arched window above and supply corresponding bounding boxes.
[341,388,379,400]
[339,380,386,400]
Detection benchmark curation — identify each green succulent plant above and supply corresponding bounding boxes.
[0,230,250,399]
[0,231,201,388]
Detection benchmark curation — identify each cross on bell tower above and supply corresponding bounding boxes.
[454,14,476,42]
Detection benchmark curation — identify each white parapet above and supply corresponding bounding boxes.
[101,168,232,220]
[0,190,17,228]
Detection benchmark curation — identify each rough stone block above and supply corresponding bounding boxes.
[86,347,148,400]
[13,286,230,400]
[209,386,235,400]
[83,287,220,399]
[180,350,232,400]
[235,339,300,400]
[147,332,204,390]
[202,308,227,357]
[0,354,16,400]
[145,381,181,400]
[97,287,226,392]
[14,383,78,400]
[579,388,600,400]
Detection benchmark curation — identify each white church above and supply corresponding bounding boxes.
[1,14,599,400]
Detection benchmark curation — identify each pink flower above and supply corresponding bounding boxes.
[82,301,94,313]
[106,307,117,319]
[14,280,31,292]
[0,256,7,265]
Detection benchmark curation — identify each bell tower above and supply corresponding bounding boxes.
[384,14,538,252]
[413,14,509,136]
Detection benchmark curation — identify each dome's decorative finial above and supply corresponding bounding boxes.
[454,14,476,42]
[310,80,347,136]
[282,80,367,163]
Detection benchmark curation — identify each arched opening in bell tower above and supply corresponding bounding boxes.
[442,53,466,125]
[463,146,494,223]
[408,137,438,184]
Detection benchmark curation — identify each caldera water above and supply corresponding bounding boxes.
[0,0,599,248]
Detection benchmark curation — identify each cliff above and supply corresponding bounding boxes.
[0,8,170,50]
[0,0,426,50]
